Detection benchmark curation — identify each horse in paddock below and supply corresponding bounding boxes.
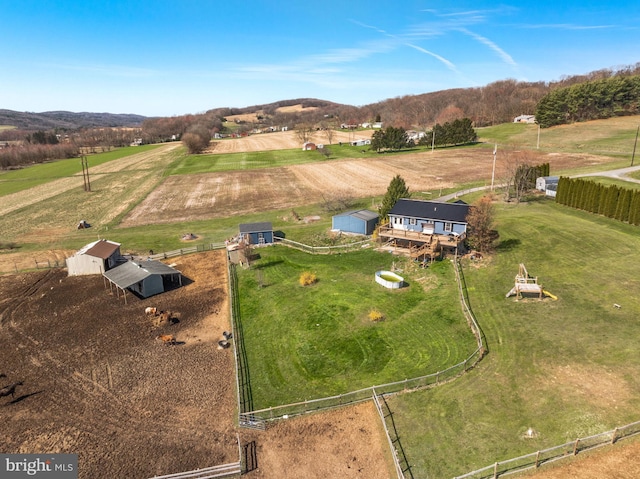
[0,382,23,400]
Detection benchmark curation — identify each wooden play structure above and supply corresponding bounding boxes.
[506,264,545,300]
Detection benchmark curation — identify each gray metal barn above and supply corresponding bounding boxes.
[332,209,379,235]
[103,260,182,301]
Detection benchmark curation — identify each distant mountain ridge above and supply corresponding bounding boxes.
[0,109,148,130]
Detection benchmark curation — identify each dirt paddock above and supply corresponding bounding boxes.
[0,250,392,478]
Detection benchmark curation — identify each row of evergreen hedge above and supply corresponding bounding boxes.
[556,177,640,225]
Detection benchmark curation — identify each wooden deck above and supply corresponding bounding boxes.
[377,224,465,260]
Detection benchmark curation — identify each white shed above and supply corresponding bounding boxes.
[536,176,559,192]
[66,239,123,276]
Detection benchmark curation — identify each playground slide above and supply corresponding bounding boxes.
[543,290,557,300]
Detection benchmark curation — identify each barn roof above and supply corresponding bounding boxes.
[334,209,379,221]
[389,199,470,223]
[79,239,121,259]
[239,222,273,233]
[103,260,180,289]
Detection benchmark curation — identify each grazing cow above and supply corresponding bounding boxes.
[156,334,176,345]
[145,307,157,315]
[0,381,23,400]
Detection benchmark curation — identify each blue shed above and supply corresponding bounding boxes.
[332,209,379,235]
[239,222,274,245]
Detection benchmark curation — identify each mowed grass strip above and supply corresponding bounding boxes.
[165,143,434,175]
[0,145,161,196]
[237,247,478,409]
[387,199,640,478]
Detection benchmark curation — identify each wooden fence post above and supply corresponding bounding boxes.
[493,461,498,478]
[573,438,579,455]
[535,451,540,468]
[611,427,618,444]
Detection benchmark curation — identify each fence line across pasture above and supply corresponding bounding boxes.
[453,419,640,478]
[228,240,488,479]
[148,462,241,479]
[273,235,372,254]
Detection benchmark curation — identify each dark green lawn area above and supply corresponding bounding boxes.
[236,247,478,409]
[388,199,640,478]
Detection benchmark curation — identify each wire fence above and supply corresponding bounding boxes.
[231,250,487,425]
[273,236,372,254]
[453,420,640,478]
[373,390,413,479]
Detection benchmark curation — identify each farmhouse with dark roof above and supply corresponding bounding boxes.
[378,199,470,261]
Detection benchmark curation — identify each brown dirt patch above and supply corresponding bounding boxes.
[243,402,393,479]
[0,250,393,478]
[0,250,237,478]
[524,439,640,478]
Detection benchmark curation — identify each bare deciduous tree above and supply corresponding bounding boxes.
[295,124,315,144]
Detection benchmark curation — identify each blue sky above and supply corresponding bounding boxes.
[2,0,639,117]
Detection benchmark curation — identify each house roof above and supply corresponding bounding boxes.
[389,199,470,223]
[334,209,379,221]
[78,239,121,259]
[239,222,273,234]
[538,176,559,182]
[103,260,180,289]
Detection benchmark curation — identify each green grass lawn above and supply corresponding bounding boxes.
[0,145,161,196]
[478,115,640,158]
[387,199,640,478]
[236,247,478,409]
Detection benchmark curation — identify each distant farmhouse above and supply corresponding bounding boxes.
[378,199,470,262]
[66,239,123,276]
[332,209,379,235]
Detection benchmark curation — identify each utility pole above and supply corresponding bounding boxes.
[631,125,639,167]
[431,128,435,153]
[491,143,497,191]
[80,155,91,192]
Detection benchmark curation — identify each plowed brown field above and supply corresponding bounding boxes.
[122,147,610,226]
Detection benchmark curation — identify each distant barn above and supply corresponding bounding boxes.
[66,239,123,276]
[332,209,379,235]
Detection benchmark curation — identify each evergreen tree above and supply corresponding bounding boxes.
[379,175,410,221]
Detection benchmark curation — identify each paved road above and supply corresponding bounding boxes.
[571,164,640,183]
[436,164,640,202]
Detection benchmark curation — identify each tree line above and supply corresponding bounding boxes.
[555,177,640,225]
[417,118,477,148]
[536,75,640,128]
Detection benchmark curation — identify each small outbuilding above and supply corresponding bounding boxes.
[66,239,123,276]
[103,260,182,300]
[302,142,317,151]
[536,176,559,192]
[239,222,274,245]
[332,209,379,235]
